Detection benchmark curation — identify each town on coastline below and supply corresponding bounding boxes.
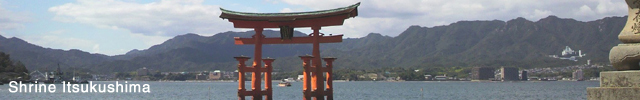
[10,63,603,83]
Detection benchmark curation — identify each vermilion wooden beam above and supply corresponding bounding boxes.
[303,67,332,73]
[234,35,343,45]
[226,15,351,28]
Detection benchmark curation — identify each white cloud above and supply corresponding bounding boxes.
[92,44,100,53]
[279,0,627,37]
[280,8,294,13]
[595,0,626,14]
[49,0,236,37]
[523,9,554,20]
[49,29,65,34]
[264,0,280,4]
[129,33,171,48]
[42,0,628,39]
[576,5,596,16]
[0,2,30,32]
[24,35,97,52]
[326,17,405,37]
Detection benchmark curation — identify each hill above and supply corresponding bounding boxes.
[0,35,112,71]
[0,15,625,73]
[324,16,623,69]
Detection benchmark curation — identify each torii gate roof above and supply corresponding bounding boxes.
[219,2,359,28]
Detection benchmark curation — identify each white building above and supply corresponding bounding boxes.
[434,74,447,81]
[572,69,584,81]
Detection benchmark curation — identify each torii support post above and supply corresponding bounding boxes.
[251,28,264,100]
[235,28,273,100]
[263,58,275,100]
[299,55,313,100]
[322,57,336,100]
[310,26,325,100]
[234,56,250,100]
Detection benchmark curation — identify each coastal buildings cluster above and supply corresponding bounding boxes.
[353,65,596,82]
[523,64,604,74]
[23,63,603,82]
[468,64,600,81]
[27,67,241,82]
[469,67,526,81]
[134,63,599,82]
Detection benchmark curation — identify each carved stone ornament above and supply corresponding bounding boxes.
[610,0,640,70]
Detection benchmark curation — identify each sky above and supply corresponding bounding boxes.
[0,0,628,56]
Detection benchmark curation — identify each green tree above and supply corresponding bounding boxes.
[14,61,28,73]
[0,52,12,72]
[4,65,14,73]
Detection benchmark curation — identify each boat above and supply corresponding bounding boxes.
[69,69,89,84]
[278,80,291,87]
[70,73,89,84]
[278,82,291,87]
[283,78,297,82]
[42,63,65,84]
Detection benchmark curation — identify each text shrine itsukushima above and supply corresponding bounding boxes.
[219,2,360,100]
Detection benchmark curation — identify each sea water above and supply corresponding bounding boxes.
[0,81,597,100]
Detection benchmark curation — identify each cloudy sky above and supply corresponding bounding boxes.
[0,0,628,56]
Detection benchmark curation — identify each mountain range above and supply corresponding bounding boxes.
[0,15,624,73]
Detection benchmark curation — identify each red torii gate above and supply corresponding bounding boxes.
[220,2,359,100]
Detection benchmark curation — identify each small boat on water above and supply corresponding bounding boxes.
[283,78,297,82]
[70,76,89,84]
[278,80,291,87]
[278,82,291,87]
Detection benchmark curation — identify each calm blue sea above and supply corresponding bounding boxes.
[0,81,597,100]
